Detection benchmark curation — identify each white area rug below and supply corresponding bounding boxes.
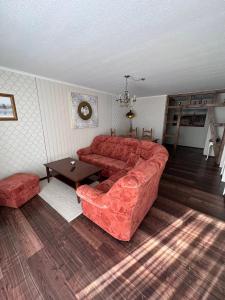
[39,178,82,222]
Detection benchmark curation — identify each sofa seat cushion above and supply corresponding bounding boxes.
[96,170,128,193]
[79,153,105,165]
[109,170,128,182]
[80,154,126,172]
[96,179,114,193]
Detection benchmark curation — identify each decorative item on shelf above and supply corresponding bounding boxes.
[71,93,98,128]
[0,93,18,121]
[115,74,145,108]
[173,110,207,127]
[174,96,187,106]
[170,98,176,106]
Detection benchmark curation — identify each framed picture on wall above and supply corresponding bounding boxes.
[0,93,18,121]
[70,92,98,128]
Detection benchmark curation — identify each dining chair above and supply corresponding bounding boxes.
[128,127,138,138]
[110,128,116,136]
[142,128,153,140]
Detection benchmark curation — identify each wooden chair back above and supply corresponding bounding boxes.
[128,127,138,138]
[142,128,153,140]
[110,128,116,136]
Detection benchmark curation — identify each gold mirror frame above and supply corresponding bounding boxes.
[77,101,92,120]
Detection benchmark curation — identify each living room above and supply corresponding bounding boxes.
[0,1,225,299]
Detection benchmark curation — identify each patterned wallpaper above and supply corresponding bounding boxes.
[0,70,47,179]
[0,69,113,179]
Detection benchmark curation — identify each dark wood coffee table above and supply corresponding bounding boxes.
[44,157,102,202]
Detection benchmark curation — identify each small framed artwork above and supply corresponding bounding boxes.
[71,93,98,128]
[0,93,18,121]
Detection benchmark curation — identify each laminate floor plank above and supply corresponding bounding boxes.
[28,248,76,300]
[0,207,43,300]
[1,146,225,299]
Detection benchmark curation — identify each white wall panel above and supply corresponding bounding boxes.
[133,95,167,143]
[36,78,112,162]
[112,95,167,142]
[112,101,130,135]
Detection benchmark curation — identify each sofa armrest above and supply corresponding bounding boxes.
[119,169,157,189]
[76,185,108,209]
[77,146,92,156]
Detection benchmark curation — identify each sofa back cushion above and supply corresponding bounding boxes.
[91,135,140,162]
[112,138,139,162]
[89,136,168,167]
[137,140,159,160]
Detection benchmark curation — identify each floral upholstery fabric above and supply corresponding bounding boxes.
[77,136,169,241]
[90,136,139,162]
[95,169,128,193]
[79,153,127,177]
[0,173,40,208]
[95,179,114,193]
[126,152,140,167]
[77,135,140,176]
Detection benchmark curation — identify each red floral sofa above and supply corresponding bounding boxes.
[77,135,168,241]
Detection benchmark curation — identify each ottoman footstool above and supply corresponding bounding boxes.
[0,173,40,208]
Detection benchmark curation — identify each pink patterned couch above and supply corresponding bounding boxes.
[77,135,168,241]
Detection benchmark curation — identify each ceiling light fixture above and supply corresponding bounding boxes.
[116,75,145,107]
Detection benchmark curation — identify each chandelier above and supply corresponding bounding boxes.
[116,75,145,107]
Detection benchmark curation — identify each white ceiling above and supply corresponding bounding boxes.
[0,0,225,97]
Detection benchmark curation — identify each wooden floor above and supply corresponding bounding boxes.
[0,146,225,299]
[162,146,225,220]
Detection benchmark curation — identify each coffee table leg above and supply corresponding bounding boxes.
[75,182,81,203]
[46,166,51,183]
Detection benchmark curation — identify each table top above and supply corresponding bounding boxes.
[44,157,102,183]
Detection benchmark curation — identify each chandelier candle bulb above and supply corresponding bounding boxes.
[116,74,145,107]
